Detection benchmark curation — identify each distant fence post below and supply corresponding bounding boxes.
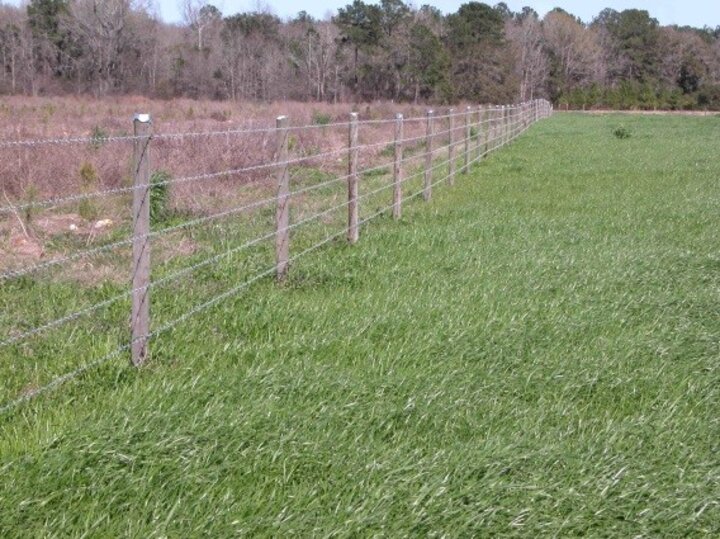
[348,112,359,243]
[476,105,483,162]
[131,113,152,367]
[393,113,403,219]
[463,106,471,172]
[503,105,509,145]
[275,115,290,282]
[424,109,433,202]
[500,106,505,147]
[483,105,490,155]
[448,108,456,186]
[526,101,531,129]
[507,106,511,144]
[490,105,500,152]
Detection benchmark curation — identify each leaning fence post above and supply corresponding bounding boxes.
[131,113,152,367]
[424,109,433,202]
[393,113,403,220]
[448,108,456,186]
[275,115,290,282]
[348,112,359,243]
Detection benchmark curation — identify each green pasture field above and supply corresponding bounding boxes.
[1,113,718,536]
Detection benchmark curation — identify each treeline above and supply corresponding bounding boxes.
[1,0,720,109]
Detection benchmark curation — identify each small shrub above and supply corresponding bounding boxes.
[288,135,298,152]
[613,125,631,139]
[78,199,99,221]
[90,126,108,150]
[379,144,395,157]
[150,170,172,224]
[312,111,332,126]
[79,162,98,187]
[22,185,39,226]
[78,162,99,220]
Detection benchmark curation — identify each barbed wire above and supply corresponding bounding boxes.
[0,103,542,216]
[0,127,445,216]
[0,125,483,281]
[0,113,530,347]
[0,101,551,414]
[0,146,457,344]
[0,100,548,149]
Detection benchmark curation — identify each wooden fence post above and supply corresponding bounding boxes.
[463,106,471,172]
[423,109,433,202]
[483,105,490,155]
[526,102,531,129]
[275,115,290,282]
[476,105,483,162]
[348,112,359,243]
[511,105,516,139]
[131,113,152,367]
[510,105,514,140]
[493,106,500,150]
[448,108,456,186]
[497,106,502,148]
[503,105,509,145]
[393,113,403,219]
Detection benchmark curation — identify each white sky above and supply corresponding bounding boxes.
[2,0,718,27]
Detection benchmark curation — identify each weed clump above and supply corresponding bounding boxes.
[613,125,631,139]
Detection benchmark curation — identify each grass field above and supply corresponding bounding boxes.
[1,113,719,536]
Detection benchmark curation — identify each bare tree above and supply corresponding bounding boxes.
[286,17,338,101]
[544,10,605,97]
[506,12,548,100]
[181,0,220,51]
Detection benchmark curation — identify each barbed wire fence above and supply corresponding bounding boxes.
[0,99,552,414]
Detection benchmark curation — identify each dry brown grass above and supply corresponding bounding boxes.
[0,96,433,203]
[0,96,447,273]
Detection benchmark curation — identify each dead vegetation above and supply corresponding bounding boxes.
[0,96,438,276]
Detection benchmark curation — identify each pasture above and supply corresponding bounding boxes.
[1,113,718,536]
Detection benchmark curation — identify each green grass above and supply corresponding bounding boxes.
[1,113,719,536]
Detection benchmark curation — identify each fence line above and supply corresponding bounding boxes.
[0,99,552,414]
[0,104,534,150]
[0,124,489,285]
[0,123,480,217]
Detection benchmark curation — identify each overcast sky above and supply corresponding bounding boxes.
[3,0,719,27]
